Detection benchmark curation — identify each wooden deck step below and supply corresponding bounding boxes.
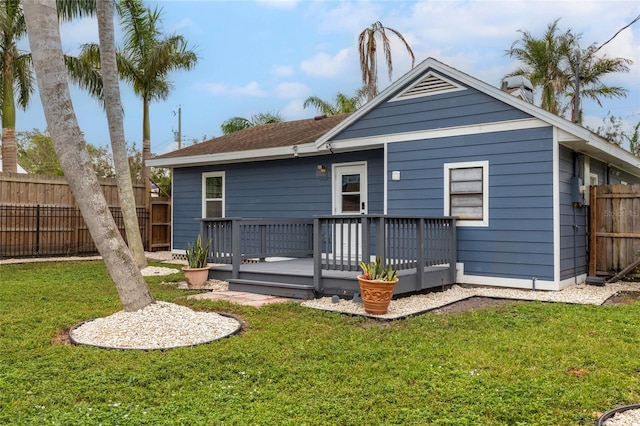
[228,278,316,300]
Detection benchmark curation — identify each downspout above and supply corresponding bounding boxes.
[572,153,580,284]
[573,206,578,284]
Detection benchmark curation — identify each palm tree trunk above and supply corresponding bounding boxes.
[142,97,151,244]
[1,52,17,173]
[97,0,147,269]
[23,0,155,312]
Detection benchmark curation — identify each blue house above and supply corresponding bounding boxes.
[148,58,640,297]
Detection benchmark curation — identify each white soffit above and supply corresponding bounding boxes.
[390,71,465,101]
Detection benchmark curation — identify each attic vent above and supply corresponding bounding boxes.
[392,71,464,101]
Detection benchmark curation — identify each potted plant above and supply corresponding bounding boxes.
[182,235,211,289]
[357,257,399,315]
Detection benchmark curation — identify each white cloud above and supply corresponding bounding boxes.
[171,17,199,34]
[200,81,267,97]
[300,48,351,78]
[257,0,299,10]
[280,99,308,120]
[275,82,309,99]
[271,65,295,77]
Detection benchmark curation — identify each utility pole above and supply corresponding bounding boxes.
[173,106,182,149]
[573,49,581,124]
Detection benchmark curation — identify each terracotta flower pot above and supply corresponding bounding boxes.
[182,266,209,289]
[357,275,399,315]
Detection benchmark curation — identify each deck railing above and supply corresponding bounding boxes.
[200,215,456,287]
[201,218,314,277]
[313,215,457,289]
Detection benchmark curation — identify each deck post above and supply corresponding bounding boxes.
[259,224,266,262]
[449,218,457,283]
[231,219,241,279]
[200,220,208,262]
[361,216,370,266]
[416,218,426,290]
[375,216,385,263]
[313,218,322,291]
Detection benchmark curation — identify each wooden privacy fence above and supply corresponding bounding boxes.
[0,204,148,257]
[0,172,161,258]
[589,184,640,276]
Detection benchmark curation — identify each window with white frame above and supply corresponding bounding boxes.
[202,172,224,218]
[444,161,489,227]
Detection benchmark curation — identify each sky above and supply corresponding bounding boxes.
[15,0,640,156]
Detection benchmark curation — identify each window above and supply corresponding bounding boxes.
[444,161,489,227]
[202,172,224,218]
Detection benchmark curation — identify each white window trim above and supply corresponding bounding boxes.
[444,160,489,227]
[202,171,225,218]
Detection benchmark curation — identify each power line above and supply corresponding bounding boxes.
[593,13,640,54]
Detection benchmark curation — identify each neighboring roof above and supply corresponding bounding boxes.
[0,154,27,173]
[148,113,350,167]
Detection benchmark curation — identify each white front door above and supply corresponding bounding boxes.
[333,162,367,259]
[333,162,367,215]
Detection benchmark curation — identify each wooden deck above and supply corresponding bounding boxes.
[203,215,457,300]
[210,257,452,300]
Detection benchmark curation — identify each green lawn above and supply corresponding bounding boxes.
[1,261,639,425]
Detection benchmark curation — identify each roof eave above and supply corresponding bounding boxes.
[147,142,322,168]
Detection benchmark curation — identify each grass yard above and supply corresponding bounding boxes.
[1,260,640,425]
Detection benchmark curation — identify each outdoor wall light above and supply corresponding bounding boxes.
[292,145,299,158]
[325,142,334,153]
[316,165,327,176]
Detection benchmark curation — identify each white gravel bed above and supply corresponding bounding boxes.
[601,407,640,425]
[301,282,640,319]
[69,301,241,350]
[140,266,181,276]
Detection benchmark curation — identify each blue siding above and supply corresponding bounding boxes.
[590,159,607,184]
[386,126,555,281]
[172,150,384,250]
[611,168,640,185]
[333,71,532,140]
[559,147,588,281]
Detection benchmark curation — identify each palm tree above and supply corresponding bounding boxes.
[505,19,574,116]
[23,0,155,312]
[96,0,147,269]
[1,0,96,173]
[117,0,197,206]
[566,45,631,123]
[79,0,198,214]
[303,88,366,115]
[220,112,283,135]
[1,0,34,173]
[358,21,415,102]
[505,19,631,122]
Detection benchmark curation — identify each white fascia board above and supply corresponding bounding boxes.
[146,142,320,168]
[322,118,549,149]
[557,129,640,177]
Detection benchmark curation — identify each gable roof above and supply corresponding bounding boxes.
[150,57,639,177]
[316,57,640,177]
[148,113,350,167]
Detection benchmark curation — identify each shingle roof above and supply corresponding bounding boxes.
[154,113,350,159]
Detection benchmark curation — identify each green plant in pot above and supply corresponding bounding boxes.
[182,235,211,289]
[357,256,399,315]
